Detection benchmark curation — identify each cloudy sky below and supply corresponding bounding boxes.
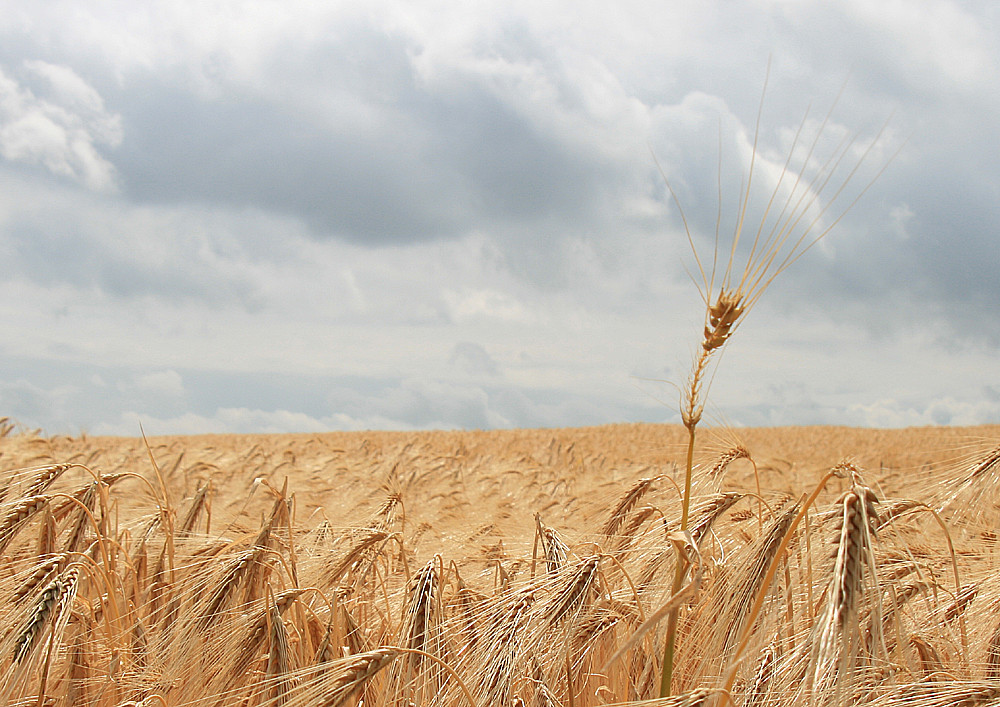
[0,1,998,436]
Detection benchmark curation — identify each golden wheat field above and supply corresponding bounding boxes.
[2,419,1000,707]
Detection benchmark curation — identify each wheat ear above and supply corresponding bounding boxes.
[544,555,601,627]
[474,589,535,705]
[688,492,744,547]
[603,687,717,706]
[878,680,1000,707]
[0,495,50,555]
[986,614,1000,679]
[398,557,443,702]
[11,566,81,665]
[327,529,391,583]
[941,583,977,624]
[809,469,880,700]
[318,648,401,707]
[719,503,799,657]
[743,643,777,707]
[264,594,293,707]
[178,483,210,537]
[228,589,304,680]
[602,477,658,538]
[22,463,72,498]
[535,515,570,575]
[62,483,97,554]
[13,553,67,603]
[3,565,81,704]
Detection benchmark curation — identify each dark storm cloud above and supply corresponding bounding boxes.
[114,80,469,244]
[108,21,618,246]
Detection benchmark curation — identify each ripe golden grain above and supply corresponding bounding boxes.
[0,416,996,706]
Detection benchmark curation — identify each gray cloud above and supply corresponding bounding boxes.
[0,2,997,436]
[101,19,635,249]
[449,342,501,378]
[0,188,267,308]
[0,352,670,435]
[0,378,79,430]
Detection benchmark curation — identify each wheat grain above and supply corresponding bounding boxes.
[809,472,880,700]
[12,553,66,603]
[318,648,401,707]
[535,515,570,575]
[602,477,658,538]
[264,595,293,706]
[178,483,210,537]
[0,495,50,555]
[688,492,744,547]
[22,463,72,498]
[544,555,601,627]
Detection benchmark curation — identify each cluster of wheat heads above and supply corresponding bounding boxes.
[0,426,1000,706]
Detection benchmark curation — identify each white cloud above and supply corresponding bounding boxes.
[93,402,487,438]
[94,408,334,437]
[841,0,995,92]
[847,397,1000,428]
[0,62,121,190]
[126,370,185,398]
[888,203,914,241]
[442,288,533,324]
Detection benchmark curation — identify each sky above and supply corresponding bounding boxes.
[0,1,998,436]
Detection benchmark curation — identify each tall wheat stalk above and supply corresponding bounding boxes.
[658,65,893,695]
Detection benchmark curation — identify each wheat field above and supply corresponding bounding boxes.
[1,418,1000,706]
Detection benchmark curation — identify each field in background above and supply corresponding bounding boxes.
[2,422,1000,705]
[7,423,995,545]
